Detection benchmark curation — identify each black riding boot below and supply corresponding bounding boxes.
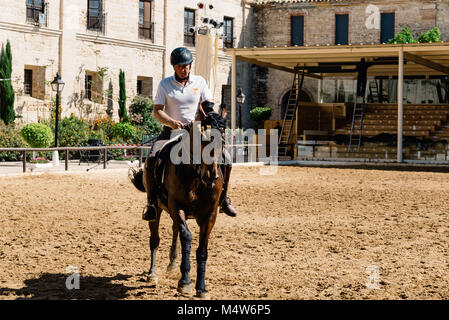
[219,164,238,217]
[142,157,158,221]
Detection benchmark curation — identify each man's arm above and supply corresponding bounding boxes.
[153,104,184,129]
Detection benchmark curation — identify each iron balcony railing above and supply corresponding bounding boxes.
[223,36,236,48]
[87,12,107,33]
[139,21,154,41]
[184,26,195,46]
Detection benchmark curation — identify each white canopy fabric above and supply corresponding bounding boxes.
[195,34,219,97]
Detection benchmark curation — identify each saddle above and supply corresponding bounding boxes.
[147,134,184,205]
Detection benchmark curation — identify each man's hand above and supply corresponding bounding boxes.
[170,120,184,130]
[154,104,184,130]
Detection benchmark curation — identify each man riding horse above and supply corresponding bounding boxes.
[142,47,238,221]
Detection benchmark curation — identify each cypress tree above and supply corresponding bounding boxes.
[118,69,128,122]
[0,40,15,125]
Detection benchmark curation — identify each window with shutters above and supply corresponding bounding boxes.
[87,0,105,33]
[380,13,395,44]
[24,69,33,96]
[335,14,349,45]
[139,0,154,40]
[137,77,153,97]
[85,74,93,101]
[223,17,234,48]
[291,16,304,46]
[184,8,195,46]
[26,0,47,26]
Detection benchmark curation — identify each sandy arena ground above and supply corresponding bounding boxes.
[0,165,447,300]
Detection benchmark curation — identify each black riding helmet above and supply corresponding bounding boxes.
[170,47,193,66]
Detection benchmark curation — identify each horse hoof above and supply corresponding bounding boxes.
[166,263,176,273]
[147,274,158,285]
[195,290,210,299]
[177,282,192,295]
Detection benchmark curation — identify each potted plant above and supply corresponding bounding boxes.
[249,106,272,129]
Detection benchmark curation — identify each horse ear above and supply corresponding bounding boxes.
[197,104,207,121]
[220,105,227,119]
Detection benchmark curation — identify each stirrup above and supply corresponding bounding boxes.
[142,204,157,221]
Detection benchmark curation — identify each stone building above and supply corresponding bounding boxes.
[0,0,252,124]
[2,0,449,129]
[248,0,449,121]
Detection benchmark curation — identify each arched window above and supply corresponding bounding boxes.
[281,90,311,119]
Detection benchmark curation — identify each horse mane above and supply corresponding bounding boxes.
[201,112,226,134]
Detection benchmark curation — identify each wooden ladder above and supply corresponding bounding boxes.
[278,68,305,158]
[348,96,366,152]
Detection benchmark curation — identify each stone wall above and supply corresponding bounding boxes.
[437,0,449,42]
[0,0,251,124]
[251,0,446,121]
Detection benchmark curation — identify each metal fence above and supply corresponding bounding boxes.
[0,146,152,173]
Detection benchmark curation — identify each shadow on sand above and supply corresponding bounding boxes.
[0,272,154,300]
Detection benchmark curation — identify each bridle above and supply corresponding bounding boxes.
[188,112,226,186]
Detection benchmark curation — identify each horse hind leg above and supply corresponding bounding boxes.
[166,223,179,272]
[147,207,162,285]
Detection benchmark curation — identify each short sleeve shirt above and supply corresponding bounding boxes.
[154,74,213,124]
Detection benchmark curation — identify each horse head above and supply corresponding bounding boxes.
[191,102,227,187]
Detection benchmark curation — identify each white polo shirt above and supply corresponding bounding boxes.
[154,74,213,124]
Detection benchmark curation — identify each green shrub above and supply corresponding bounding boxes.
[129,96,162,135]
[249,106,272,122]
[387,27,417,44]
[91,115,115,142]
[249,106,272,129]
[21,123,53,148]
[112,122,137,142]
[387,27,442,44]
[0,120,29,161]
[417,27,441,43]
[59,115,90,147]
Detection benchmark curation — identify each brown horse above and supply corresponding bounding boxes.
[130,105,227,299]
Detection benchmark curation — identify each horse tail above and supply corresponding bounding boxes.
[128,167,146,192]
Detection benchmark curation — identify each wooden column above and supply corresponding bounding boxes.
[397,48,404,163]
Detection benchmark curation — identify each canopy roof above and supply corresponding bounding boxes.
[226,43,449,78]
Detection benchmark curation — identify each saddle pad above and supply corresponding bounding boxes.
[149,132,184,157]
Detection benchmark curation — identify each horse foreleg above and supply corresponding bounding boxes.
[167,222,179,272]
[174,209,192,295]
[195,215,217,299]
[147,208,162,284]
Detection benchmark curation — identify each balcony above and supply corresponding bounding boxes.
[87,12,107,34]
[139,21,154,41]
[184,29,195,46]
[223,37,235,49]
